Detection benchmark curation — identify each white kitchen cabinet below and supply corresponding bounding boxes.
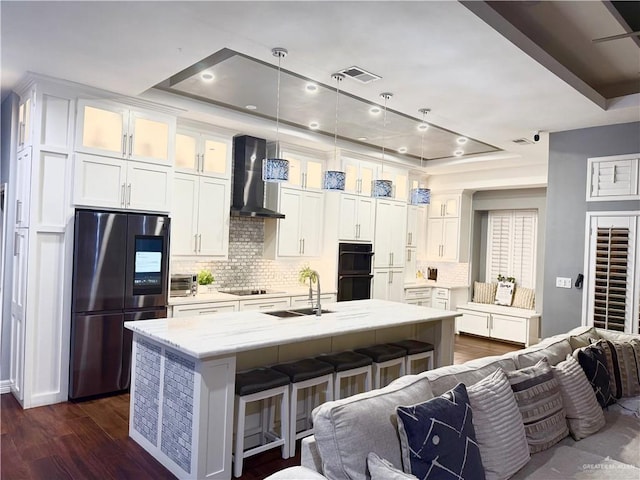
[429,194,459,218]
[587,154,639,201]
[343,157,377,196]
[406,204,428,249]
[175,128,231,178]
[17,92,32,149]
[372,269,404,302]
[10,228,28,402]
[431,287,468,311]
[426,192,471,262]
[404,286,432,307]
[456,310,491,336]
[338,193,375,242]
[74,153,172,212]
[172,173,230,257]
[239,297,291,312]
[265,187,323,257]
[378,165,408,201]
[75,99,175,165]
[15,148,32,228]
[374,199,407,268]
[172,301,239,317]
[426,217,459,262]
[404,247,418,283]
[279,146,324,190]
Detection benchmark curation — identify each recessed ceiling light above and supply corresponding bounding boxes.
[245,104,257,110]
[417,123,429,132]
[201,72,215,82]
[454,150,464,157]
[398,147,408,154]
[309,121,320,130]
[305,83,318,93]
[357,137,368,141]
[456,137,468,144]
[369,107,381,115]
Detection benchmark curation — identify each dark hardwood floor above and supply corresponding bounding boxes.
[1,334,519,479]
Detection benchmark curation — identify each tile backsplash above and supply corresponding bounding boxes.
[416,261,469,286]
[171,217,310,290]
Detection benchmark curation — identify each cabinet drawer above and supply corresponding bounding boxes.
[456,310,490,336]
[404,287,432,300]
[172,301,238,317]
[433,288,450,300]
[406,298,432,307]
[491,314,525,343]
[239,297,291,311]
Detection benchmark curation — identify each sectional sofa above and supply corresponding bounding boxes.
[267,326,640,480]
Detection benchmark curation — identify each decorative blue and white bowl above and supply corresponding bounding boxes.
[263,158,289,182]
[372,179,393,198]
[323,170,346,190]
[411,187,431,205]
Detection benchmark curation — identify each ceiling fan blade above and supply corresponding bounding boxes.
[592,30,640,43]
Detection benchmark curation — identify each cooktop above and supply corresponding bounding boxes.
[221,289,278,296]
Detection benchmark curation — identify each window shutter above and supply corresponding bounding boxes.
[487,212,510,282]
[486,210,537,288]
[586,214,639,334]
[593,226,630,331]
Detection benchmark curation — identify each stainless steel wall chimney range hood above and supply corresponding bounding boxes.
[231,135,285,219]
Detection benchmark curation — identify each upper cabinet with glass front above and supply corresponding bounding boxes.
[175,127,232,178]
[277,144,325,190]
[343,156,377,196]
[75,99,175,165]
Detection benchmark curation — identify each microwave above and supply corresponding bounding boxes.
[170,274,198,297]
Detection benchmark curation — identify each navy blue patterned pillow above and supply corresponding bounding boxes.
[396,383,485,480]
[574,344,616,407]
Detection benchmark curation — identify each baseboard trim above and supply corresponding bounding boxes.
[0,379,12,394]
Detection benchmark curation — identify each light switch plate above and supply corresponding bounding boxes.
[555,277,572,289]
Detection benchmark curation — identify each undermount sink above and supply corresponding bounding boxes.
[265,308,334,318]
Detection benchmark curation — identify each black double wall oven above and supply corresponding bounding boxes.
[337,242,374,301]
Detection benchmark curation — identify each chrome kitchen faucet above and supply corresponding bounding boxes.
[308,270,322,317]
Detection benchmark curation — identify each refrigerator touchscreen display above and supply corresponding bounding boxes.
[134,236,164,293]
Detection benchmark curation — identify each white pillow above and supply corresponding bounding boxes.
[467,368,530,480]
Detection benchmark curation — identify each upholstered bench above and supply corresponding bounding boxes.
[456,302,540,346]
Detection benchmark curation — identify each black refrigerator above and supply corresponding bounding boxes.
[69,209,170,400]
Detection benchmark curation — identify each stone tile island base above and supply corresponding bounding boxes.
[129,337,236,479]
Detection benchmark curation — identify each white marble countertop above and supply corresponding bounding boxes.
[125,299,460,359]
[168,287,337,305]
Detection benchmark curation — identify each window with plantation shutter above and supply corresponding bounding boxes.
[585,214,639,334]
[486,210,537,288]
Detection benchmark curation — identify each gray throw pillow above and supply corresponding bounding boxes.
[505,358,569,454]
[552,355,605,440]
[467,368,530,480]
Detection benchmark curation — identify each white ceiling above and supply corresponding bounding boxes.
[1,1,638,175]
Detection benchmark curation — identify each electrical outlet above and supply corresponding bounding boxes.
[555,277,572,289]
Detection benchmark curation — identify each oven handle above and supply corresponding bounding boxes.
[339,251,375,256]
[338,274,374,280]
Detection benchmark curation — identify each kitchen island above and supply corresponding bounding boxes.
[124,299,459,479]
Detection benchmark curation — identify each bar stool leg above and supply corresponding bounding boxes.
[233,396,246,478]
[280,387,290,460]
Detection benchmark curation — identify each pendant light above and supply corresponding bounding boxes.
[410,108,431,205]
[263,47,290,182]
[372,92,393,198]
[323,73,346,190]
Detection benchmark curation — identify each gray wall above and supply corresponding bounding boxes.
[1,93,19,383]
[471,188,547,316]
[542,121,640,337]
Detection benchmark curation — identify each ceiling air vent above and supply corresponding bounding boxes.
[512,138,534,145]
[339,66,381,84]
